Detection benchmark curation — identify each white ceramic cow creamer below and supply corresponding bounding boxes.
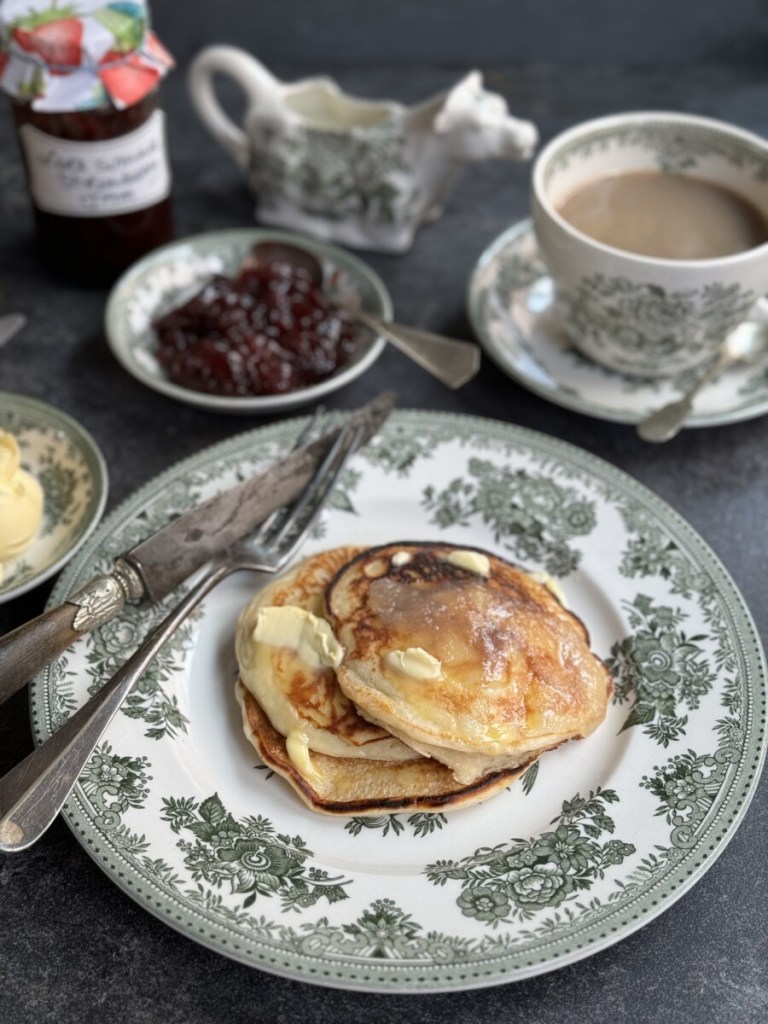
[188,47,538,252]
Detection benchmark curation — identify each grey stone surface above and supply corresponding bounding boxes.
[150,0,768,66]
[0,38,766,1024]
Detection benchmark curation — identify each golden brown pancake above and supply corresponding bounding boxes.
[326,541,613,784]
[235,679,533,814]
[234,544,544,813]
[235,545,415,762]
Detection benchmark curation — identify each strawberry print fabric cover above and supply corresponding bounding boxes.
[0,1,173,111]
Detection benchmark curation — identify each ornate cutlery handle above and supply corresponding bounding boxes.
[0,560,144,706]
[0,563,228,853]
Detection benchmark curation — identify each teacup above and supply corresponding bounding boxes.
[531,111,768,377]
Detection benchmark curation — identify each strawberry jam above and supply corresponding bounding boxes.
[2,2,175,286]
[153,253,358,397]
[12,91,173,285]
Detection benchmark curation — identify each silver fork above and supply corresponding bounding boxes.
[0,414,364,853]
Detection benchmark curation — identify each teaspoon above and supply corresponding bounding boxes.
[250,241,481,389]
[636,322,768,443]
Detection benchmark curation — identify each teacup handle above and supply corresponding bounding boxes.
[188,45,284,169]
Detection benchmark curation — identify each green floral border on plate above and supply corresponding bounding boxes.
[30,411,766,992]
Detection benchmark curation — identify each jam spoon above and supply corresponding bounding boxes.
[250,241,481,388]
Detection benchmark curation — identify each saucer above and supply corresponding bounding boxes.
[467,219,768,428]
[0,393,108,603]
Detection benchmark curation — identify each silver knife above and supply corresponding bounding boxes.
[0,391,395,702]
[0,314,26,350]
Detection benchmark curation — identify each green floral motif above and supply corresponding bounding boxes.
[545,122,768,181]
[426,789,635,925]
[289,898,480,961]
[561,275,755,375]
[739,362,768,397]
[252,124,413,227]
[617,502,713,599]
[345,813,448,838]
[641,745,740,849]
[161,793,351,911]
[520,761,539,796]
[639,673,744,850]
[36,461,79,535]
[83,600,194,740]
[564,342,702,396]
[1,557,35,590]
[363,428,438,476]
[47,658,79,731]
[606,594,715,746]
[614,497,736,685]
[603,680,746,904]
[80,742,152,831]
[423,457,596,575]
[494,248,548,301]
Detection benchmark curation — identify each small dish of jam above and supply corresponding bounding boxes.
[105,229,392,413]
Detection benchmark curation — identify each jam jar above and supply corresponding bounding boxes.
[0,1,175,284]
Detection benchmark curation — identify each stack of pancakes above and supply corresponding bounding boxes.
[234,542,613,815]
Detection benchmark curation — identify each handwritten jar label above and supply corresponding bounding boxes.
[19,110,171,218]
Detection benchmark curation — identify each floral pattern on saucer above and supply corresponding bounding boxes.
[467,220,768,426]
[0,393,108,602]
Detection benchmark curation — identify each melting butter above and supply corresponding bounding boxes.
[385,647,442,680]
[285,727,323,785]
[252,605,343,669]
[443,549,490,576]
[0,430,43,582]
[530,570,568,608]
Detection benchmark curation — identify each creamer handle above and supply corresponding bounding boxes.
[188,45,284,169]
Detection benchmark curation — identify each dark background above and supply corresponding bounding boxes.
[1,2,767,1023]
[151,0,768,66]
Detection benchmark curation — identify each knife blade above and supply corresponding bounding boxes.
[0,314,26,350]
[0,391,394,703]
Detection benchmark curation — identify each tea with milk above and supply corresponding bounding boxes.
[557,170,768,260]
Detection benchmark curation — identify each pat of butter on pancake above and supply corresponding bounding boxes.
[384,647,443,680]
[443,549,490,575]
[530,570,568,608]
[391,551,412,567]
[252,605,343,670]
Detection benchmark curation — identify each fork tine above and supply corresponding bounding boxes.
[295,405,327,446]
[249,406,332,545]
[266,419,364,566]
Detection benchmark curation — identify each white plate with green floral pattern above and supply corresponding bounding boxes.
[468,220,768,427]
[32,412,766,991]
[0,393,108,603]
[105,228,391,414]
